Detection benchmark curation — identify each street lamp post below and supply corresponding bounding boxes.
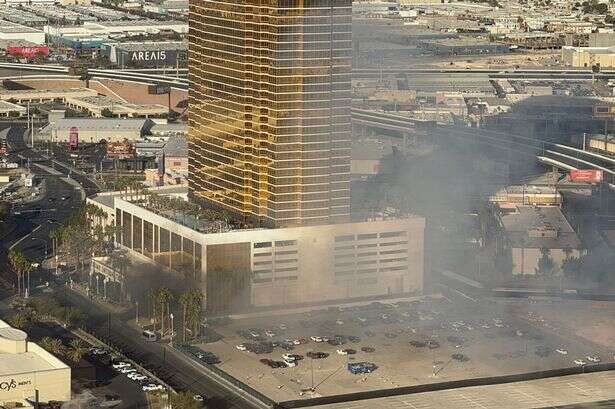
[136,301,139,326]
[169,313,174,346]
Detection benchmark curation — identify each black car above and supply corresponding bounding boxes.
[348,336,361,343]
[307,351,329,359]
[427,340,440,349]
[361,346,375,353]
[409,340,427,348]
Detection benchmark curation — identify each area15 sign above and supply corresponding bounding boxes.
[129,50,167,62]
[569,169,603,183]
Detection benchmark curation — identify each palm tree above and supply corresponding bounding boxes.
[180,292,189,343]
[67,339,87,363]
[187,289,203,340]
[156,287,172,336]
[40,337,65,356]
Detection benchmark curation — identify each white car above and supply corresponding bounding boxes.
[282,354,297,361]
[586,355,601,363]
[283,359,297,367]
[310,336,324,343]
[193,394,205,402]
[264,330,276,338]
[336,320,344,326]
[119,367,136,374]
[573,359,586,366]
[128,373,147,382]
[236,344,247,351]
[556,349,568,355]
[278,324,288,330]
[112,362,131,370]
[142,384,164,392]
[336,349,348,355]
[292,339,301,345]
[357,317,367,323]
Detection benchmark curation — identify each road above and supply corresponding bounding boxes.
[1,126,264,409]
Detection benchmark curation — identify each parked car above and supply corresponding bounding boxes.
[307,351,328,359]
[556,348,568,355]
[347,362,377,374]
[236,344,247,351]
[573,359,586,366]
[361,346,375,353]
[586,355,601,363]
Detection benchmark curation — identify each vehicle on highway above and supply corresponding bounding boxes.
[573,359,586,366]
[128,373,147,382]
[112,362,131,370]
[119,367,137,374]
[142,384,164,392]
[586,355,601,363]
[142,330,158,342]
[556,348,568,355]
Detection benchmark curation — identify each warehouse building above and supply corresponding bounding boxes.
[39,118,155,143]
[44,20,188,39]
[0,320,71,406]
[101,41,187,68]
[0,20,44,44]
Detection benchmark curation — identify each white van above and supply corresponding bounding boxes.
[142,330,158,342]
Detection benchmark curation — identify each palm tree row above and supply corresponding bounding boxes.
[39,337,87,363]
[147,286,204,342]
[8,249,34,298]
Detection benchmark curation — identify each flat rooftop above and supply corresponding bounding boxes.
[313,371,615,409]
[501,205,581,249]
[112,41,187,51]
[0,20,42,34]
[0,350,57,377]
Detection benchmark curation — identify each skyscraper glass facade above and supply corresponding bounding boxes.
[188,0,352,227]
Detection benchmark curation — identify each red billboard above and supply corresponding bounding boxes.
[7,46,49,59]
[69,127,79,150]
[569,169,603,183]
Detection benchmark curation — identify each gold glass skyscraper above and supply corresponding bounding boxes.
[188,0,352,228]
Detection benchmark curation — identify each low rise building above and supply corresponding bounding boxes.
[0,88,97,104]
[39,118,155,143]
[418,38,510,55]
[562,46,615,68]
[0,320,71,406]
[64,95,168,118]
[0,20,44,43]
[88,192,425,312]
[500,205,582,276]
[489,185,563,209]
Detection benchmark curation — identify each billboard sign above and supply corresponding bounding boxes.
[569,169,603,183]
[7,46,49,59]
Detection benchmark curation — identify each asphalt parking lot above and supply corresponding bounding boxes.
[194,296,614,402]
